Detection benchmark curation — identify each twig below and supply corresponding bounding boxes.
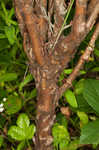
[59,23,99,98]
[86,2,99,30]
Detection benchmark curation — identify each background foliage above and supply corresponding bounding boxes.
[0,0,99,149]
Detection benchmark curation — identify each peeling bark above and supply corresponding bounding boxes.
[13,0,99,149]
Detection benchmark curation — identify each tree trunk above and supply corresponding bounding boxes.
[34,80,58,150]
[35,90,54,150]
[13,0,99,149]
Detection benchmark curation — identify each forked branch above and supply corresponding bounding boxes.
[59,23,99,97]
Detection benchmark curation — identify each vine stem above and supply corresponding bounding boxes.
[52,0,75,51]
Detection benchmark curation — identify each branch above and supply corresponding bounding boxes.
[52,0,74,51]
[14,0,49,66]
[49,0,88,72]
[23,32,35,64]
[59,23,99,98]
[40,0,47,9]
[21,0,46,66]
[49,0,99,81]
[87,0,98,16]
[35,0,49,42]
[86,1,99,31]
[13,0,25,36]
[54,0,67,31]
[14,0,36,64]
[48,0,54,19]
[53,0,88,55]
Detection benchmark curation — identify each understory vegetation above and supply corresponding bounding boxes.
[0,0,99,150]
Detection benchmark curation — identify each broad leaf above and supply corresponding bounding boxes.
[65,139,79,150]
[4,95,22,115]
[52,123,70,148]
[26,124,36,139]
[4,26,16,45]
[8,114,36,141]
[0,53,11,65]
[17,113,30,129]
[75,79,85,95]
[77,111,88,125]
[56,113,68,128]
[76,95,92,113]
[94,49,99,57]
[64,89,78,108]
[83,79,99,113]
[8,126,26,141]
[80,119,99,144]
[91,67,99,72]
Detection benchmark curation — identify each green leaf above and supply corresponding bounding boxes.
[95,37,99,49]
[80,119,99,144]
[8,114,36,141]
[60,140,68,150]
[1,2,8,16]
[0,73,18,82]
[19,74,33,91]
[0,33,6,39]
[64,89,78,108]
[83,79,99,113]
[4,95,22,115]
[11,147,15,150]
[75,79,85,95]
[17,113,30,129]
[17,141,26,150]
[77,111,88,125]
[76,94,92,113]
[4,26,16,45]
[94,49,99,57]
[56,113,68,128]
[29,88,37,99]
[52,123,70,148]
[0,53,11,65]
[0,39,10,51]
[91,67,99,72]
[0,136,4,147]
[64,69,86,75]
[26,124,36,139]
[8,126,26,141]
[0,115,6,129]
[65,139,79,150]
[64,69,72,75]
[8,8,15,20]
[80,70,86,75]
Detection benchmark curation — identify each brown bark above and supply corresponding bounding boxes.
[13,0,99,150]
